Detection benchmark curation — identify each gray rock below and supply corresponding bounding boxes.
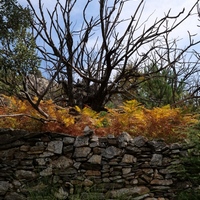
[125,145,141,154]
[12,180,21,188]
[40,167,53,176]
[36,157,50,165]
[83,126,94,136]
[170,143,182,150]
[0,181,9,195]
[51,156,73,169]
[73,147,91,158]
[118,132,133,147]
[74,135,90,147]
[83,179,94,187]
[90,135,99,142]
[121,154,137,163]
[20,145,30,151]
[148,140,168,152]
[39,151,54,157]
[47,141,63,154]
[150,154,163,166]
[63,136,75,144]
[122,168,131,175]
[88,155,102,164]
[15,170,37,180]
[132,136,147,147]
[28,146,45,154]
[150,179,173,186]
[102,146,122,159]
[73,162,81,169]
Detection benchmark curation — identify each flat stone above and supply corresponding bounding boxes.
[63,136,75,144]
[122,168,132,175]
[73,162,81,169]
[151,186,171,190]
[36,158,50,165]
[103,178,110,183]
[140,174,152,183]
[132,136,147,147]
[51,156,73,169]
[47,141,63,154]
[130,179,138,185]
[89,142,99,147]
[91,135,99,142]
[74,135,90,147]
[0,181,9,195]
[39,151,54,157]
[125,145,141,154]
[118,132,133,147]
[63,145,74,153]
[150,179,173,186]
[20,160,33,166]
[148,140,168,152]
[109,175,122,181]
[122,154,137,163]
[88,155,102,164]
[83,179,94,187]
[85,170,101,176]
[15,170,37,180]
[170,143,182,150]
[73,147,91,158]
[150,154,163,166]
[93,147,102,154]
[28,146,45,154]
[142,168,154,175]
[20,145,30,151]
[102,146,121,159]
[40,167,53,176]
[12,180,21,188]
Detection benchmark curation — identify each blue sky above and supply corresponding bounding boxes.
[18,0,200,46]
[17,0,200,66]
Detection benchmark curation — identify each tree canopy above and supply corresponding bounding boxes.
[0,0,44,114]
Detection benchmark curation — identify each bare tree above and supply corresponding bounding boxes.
[116,28,200,108]
[26,0,200,111]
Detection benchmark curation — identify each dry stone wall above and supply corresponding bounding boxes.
[0,128,193,200]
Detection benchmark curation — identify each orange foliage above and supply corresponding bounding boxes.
[0,96,198,142]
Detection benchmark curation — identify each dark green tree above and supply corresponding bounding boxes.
[0,0,51,117]
[0,0,40,95]
[134,64,185,108]
[114,32,200,109]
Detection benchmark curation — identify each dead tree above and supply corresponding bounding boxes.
[26,0,200,111]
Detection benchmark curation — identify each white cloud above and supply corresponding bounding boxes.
[118,0,200,51]
[18,0,200,50]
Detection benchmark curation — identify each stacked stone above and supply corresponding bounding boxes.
[0,128,191,200]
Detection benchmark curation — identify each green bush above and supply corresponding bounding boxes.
[176,120,200,199]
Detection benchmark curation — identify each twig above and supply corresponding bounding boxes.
[0,113,54,123]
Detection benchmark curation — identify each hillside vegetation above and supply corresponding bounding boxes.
[0,95,198,142]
